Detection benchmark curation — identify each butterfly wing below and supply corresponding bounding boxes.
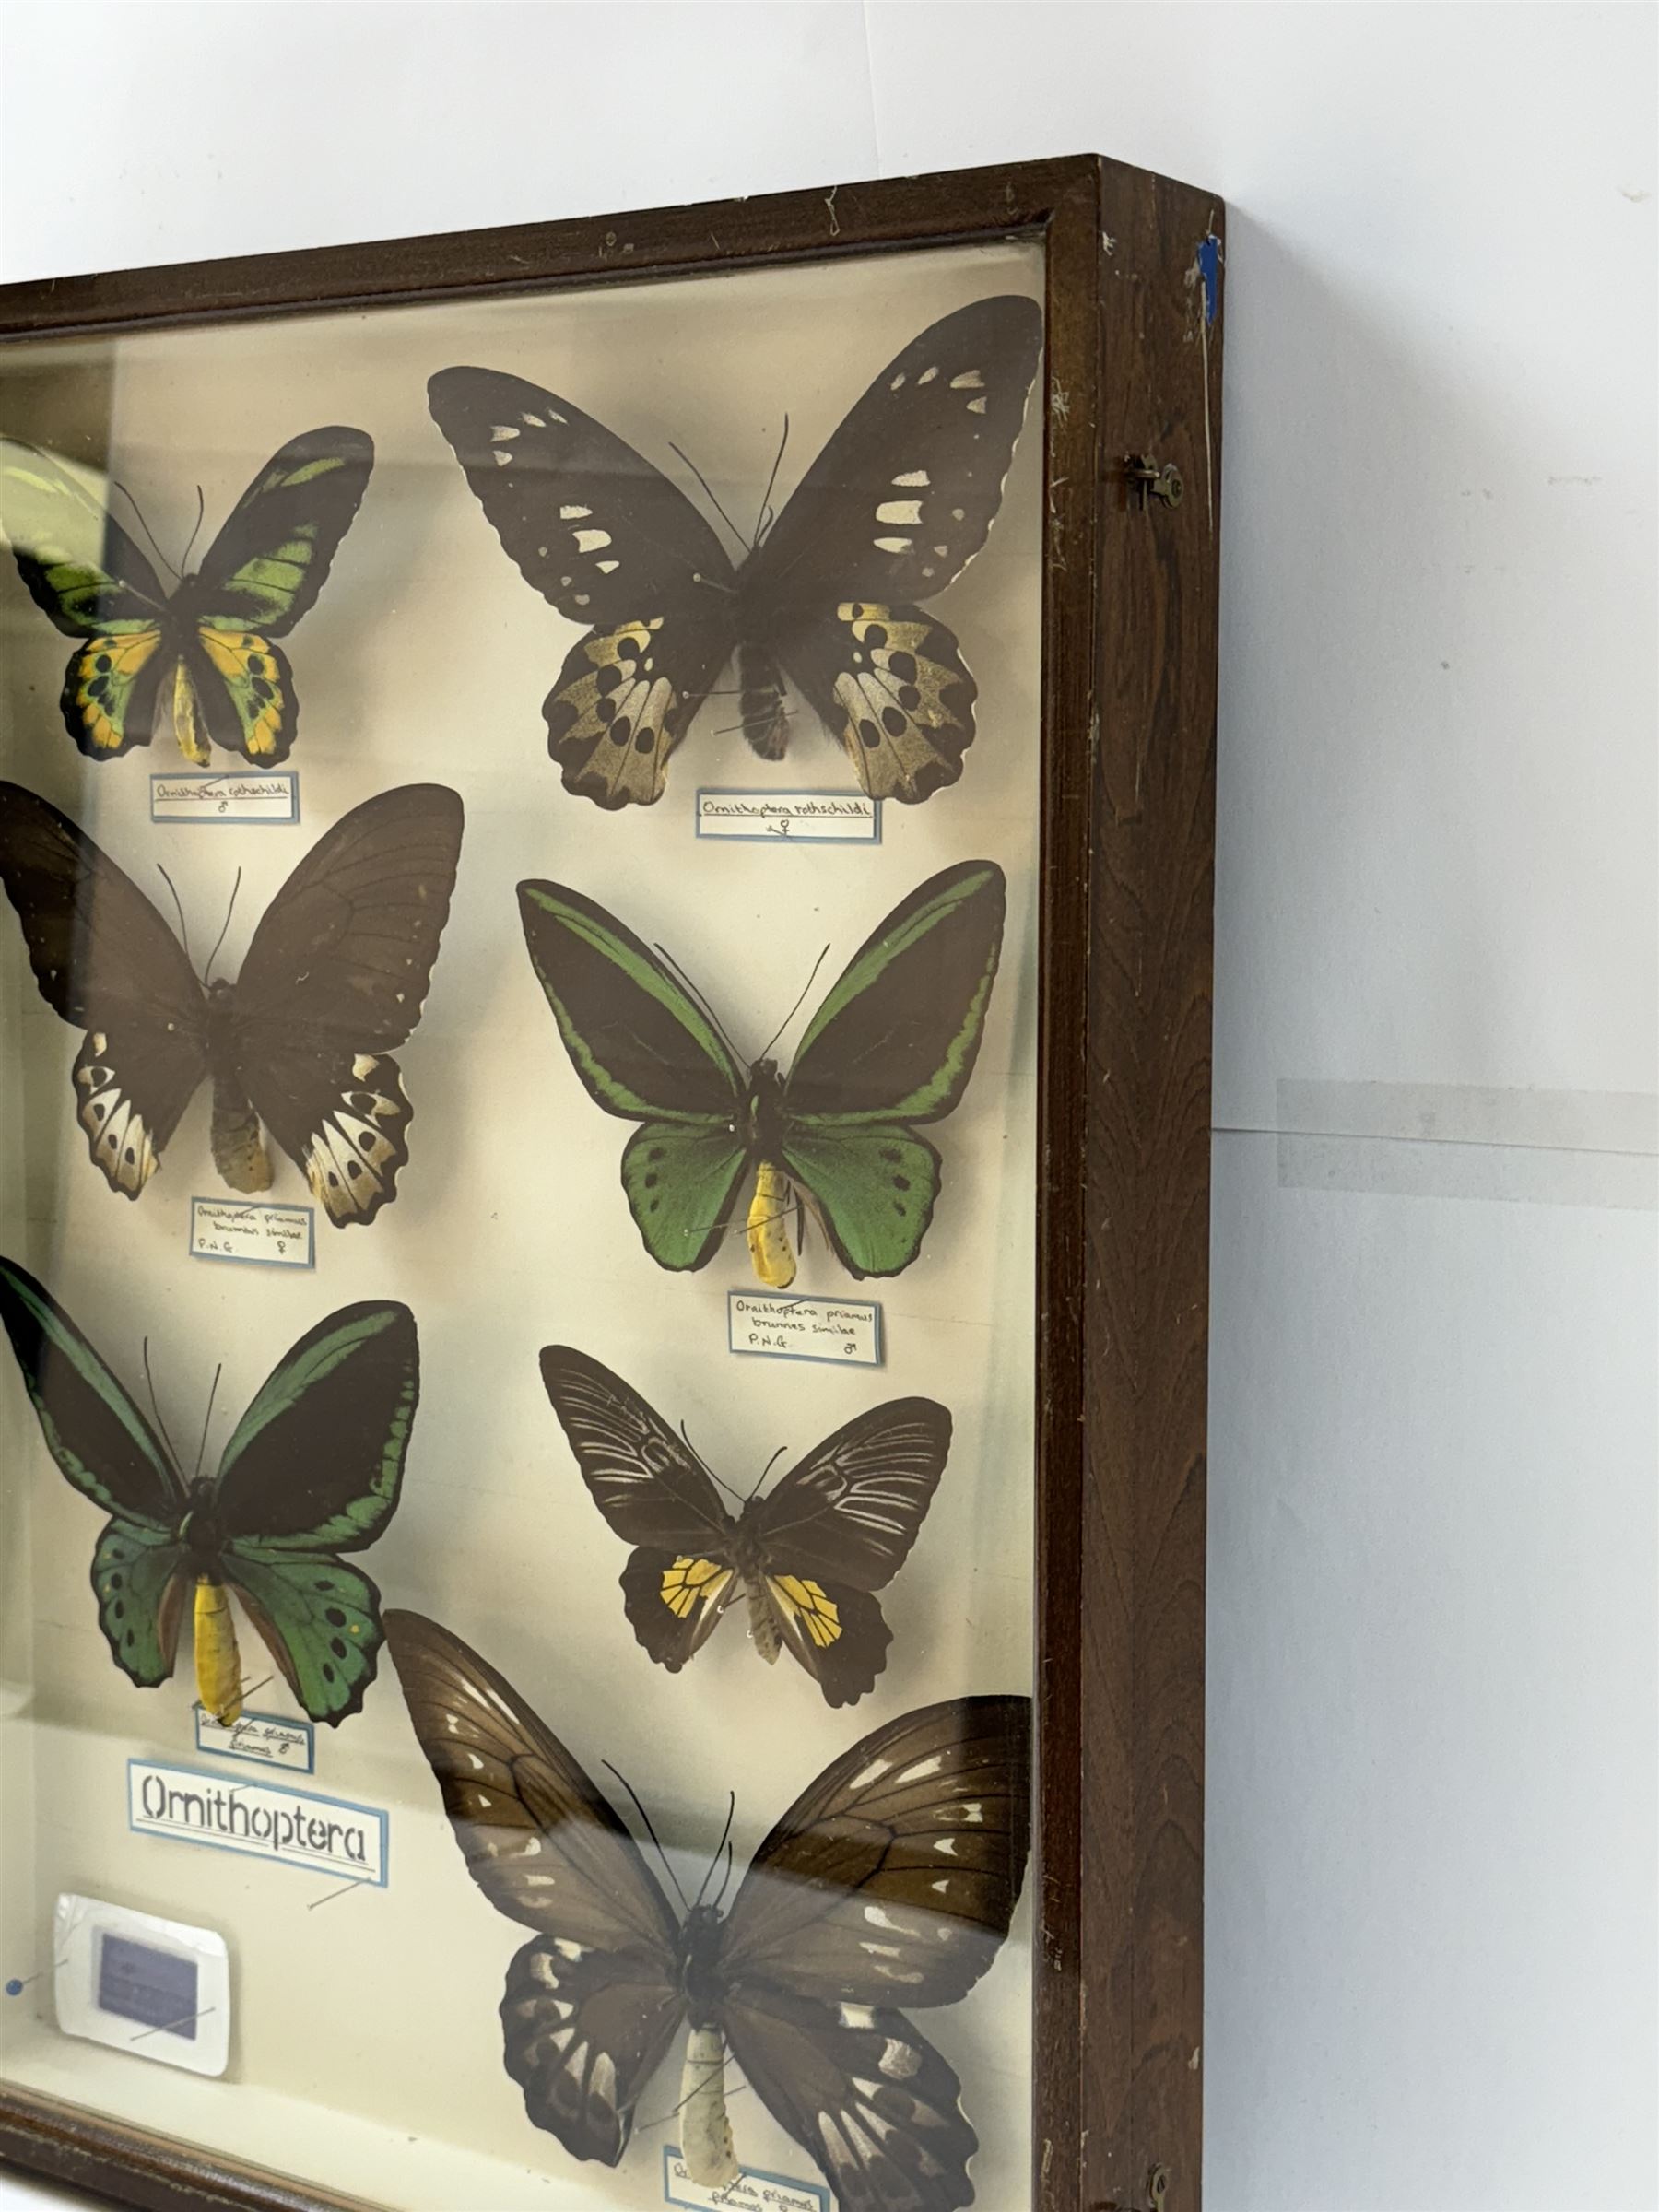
[717,1697,1031,2211]
[385,1613,684,2164]
[203,1300,416,1725]
[164,427,371,768]
[540,1345,742,1670]
[0,441,173,759]
[722,1695,1031,2008]
[0,782,208,1196]
[748,1397,949,1707]
[230,784,463,1225]
[212,1302,418,1551]
[721,1983,978,2212]
[779,862,1006,1277]
[0,1257,190,1688]
[429,368,736,808]
[746,298,1041,801]
[518,881,747,1270]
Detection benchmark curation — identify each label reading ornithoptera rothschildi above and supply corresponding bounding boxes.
[694,788,879,843]
[727,1291,881,1366]
[189,1197,313,1268]
[150,771,299,825]
[665,2149,828,2212]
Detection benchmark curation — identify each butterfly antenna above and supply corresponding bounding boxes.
[202,869,242,986]
[667,441,748,556]
[652,941,746,1072]
[192,1364,222,1483]
[179,486,206,576]
[602,1763,690,1912]
[756,944,830,1064]
[713,1836,736,1912]
[676,1419,747,1509]
[109,478,184,583]
[691,1792,736,1912]
[139,1338,182,1472]
[155,865,194,975]
[746,1443,788,1504]
[750,415,790,550]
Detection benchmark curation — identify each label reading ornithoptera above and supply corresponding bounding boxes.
[189,1198,313,1269]
[194,1708,315,1773]
[694,789,879,843]
[727,1291,882,1367]
[150,771,299,825]
[127,1761,386,1884]
[665,2149,828,2212]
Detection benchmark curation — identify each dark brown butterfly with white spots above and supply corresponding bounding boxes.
[541,1345,949,1707]
[386,1610,1030,2212]
[427,296,1041,810]
[0,781,463,1225]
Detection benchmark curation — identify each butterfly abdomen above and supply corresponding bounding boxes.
[193,1575,242,1724]
[746,1161,797,1290]
[746,1575,783,1665]
[679,2027,738,2188]
[736,641,789,761]
[209,1073,273,1194]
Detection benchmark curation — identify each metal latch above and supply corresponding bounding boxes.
[1124,455,1183,509]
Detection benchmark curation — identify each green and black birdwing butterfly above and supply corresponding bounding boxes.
[427,296,1041,809]
[0,780,464,1225]
[541,1345,949,1707]
[386,1610,1030,2212]
[517,858,1006,1286]
[0,1257,418,1725]
[0,427,373,765]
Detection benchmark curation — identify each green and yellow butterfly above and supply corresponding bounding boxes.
[0,427,373,765]
[516,859,1006,1287]
[0,1256,418,1726]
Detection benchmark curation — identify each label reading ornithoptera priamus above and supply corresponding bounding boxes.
[189,1197,313,1269]
[664,2148,828,2212]
[694,788,879,843]
[127,1761,386,1884]
[194,1708,314,1772]
[727,1291,882,1367]
[150,771,299,825]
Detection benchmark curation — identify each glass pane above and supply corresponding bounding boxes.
[0,233,1045,2211]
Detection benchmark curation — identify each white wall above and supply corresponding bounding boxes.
[0,6,1653,2210]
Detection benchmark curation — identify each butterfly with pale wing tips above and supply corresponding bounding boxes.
[428,295,1042,810]
[541,1345,949,1707]
[0,781,463,1225]
[386,1610,1031,2212]
[0,427,373,765]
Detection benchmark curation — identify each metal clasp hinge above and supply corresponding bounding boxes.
[1099,2164,1171,2212]
[1124,455,1183,509]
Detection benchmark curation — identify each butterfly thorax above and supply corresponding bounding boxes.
[205,981,274,1195]
[744,1061,787,1159]
[177,1477,226,1571]
[677,1903,730,2030]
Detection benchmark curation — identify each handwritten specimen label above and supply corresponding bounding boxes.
[727,1291,882,1367]
[189,1198,314,1269]
[150,771,299,824]
[127,1762,387,1884]
[695,789,879,843]
[665,2149,828,2212]
[194,1709,315,1773]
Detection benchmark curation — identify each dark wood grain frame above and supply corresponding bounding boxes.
[0,156,1221,2212]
